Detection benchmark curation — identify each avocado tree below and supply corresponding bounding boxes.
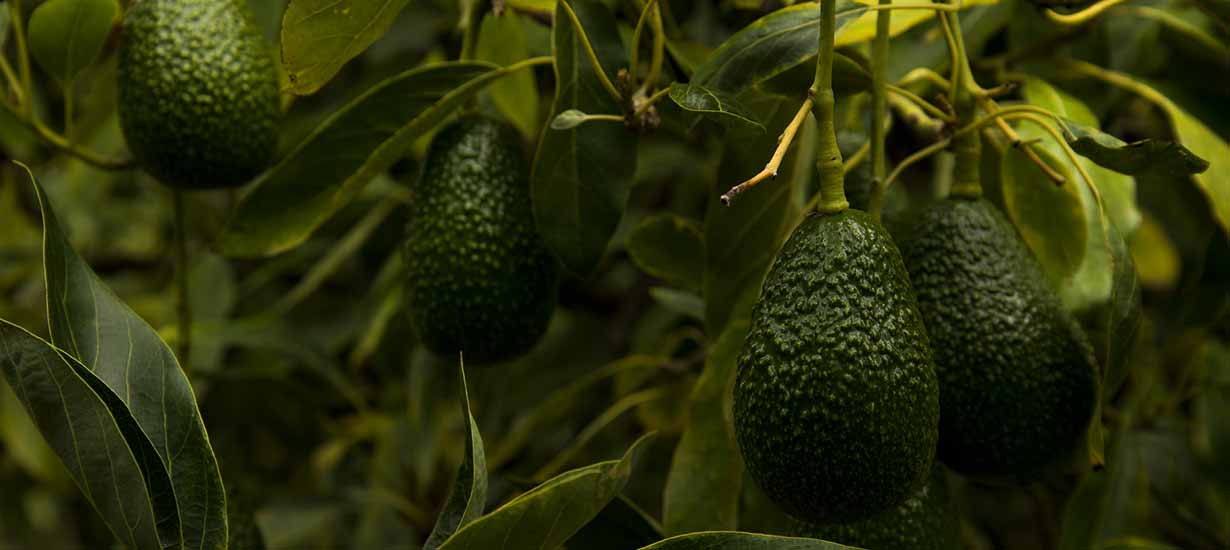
[0,0,1226,548]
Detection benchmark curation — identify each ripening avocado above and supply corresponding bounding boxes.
[118,0,279,189]
[404,116,559,363]
[733,209,940,524]
[899,197,1097,480]
[792,466,960,550]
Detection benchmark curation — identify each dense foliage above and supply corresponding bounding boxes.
[0,0,1227,548]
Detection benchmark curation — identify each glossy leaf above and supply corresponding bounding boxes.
[662,321,747,535]
[437,432,656,549]
[424,360,487,550]
[704,98,806,334]
[668,83,765,131]
[0,321,164,550]
[639,531,857,549]
[280,0,412,95]
[834,0,996,47]
[531,0,637,276]
[1060,119,1209,179]
[688,1,866,96]
[220,61,508,257]
[475,11,539,140]
[27,0,117,82]
[627,214,705,292]
[29,171,228,549]
[566,494,663,550]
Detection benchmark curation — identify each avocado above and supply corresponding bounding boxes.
[118,0,279,189]
[404,116,558,363]
[792,466,960,550]
[733,209,940,524]
[899,197,1097,480]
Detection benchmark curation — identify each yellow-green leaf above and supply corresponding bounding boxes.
[281,0,412,95]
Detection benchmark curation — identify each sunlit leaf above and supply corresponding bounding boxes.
[627,214,705,291]
[220,61,511,257]
[638,531,858,549]
[424,359,487,550]
[476,11,540,140]
[27,0,117,82]
[1153,89,1230,238]
[663,321,747,535]
[669,83,765,131]
[531,0,637,276]
[280,0,412,95]
[27,170,227,549]
[1000,144,1088,282]
[437,432,656,549]
[0,321,166,550]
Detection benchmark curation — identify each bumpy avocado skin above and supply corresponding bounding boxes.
[118,0,279,189]
[792,466,960,550]
[405,117,559,364]
[899,197,1097,480]
[733,209,940,524]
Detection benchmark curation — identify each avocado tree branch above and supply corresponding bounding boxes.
[632,85,671,119]
[866,0,893,222]
[719,98,814,205]
[559,0,624,104]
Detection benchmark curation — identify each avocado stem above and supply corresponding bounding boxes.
[810,0,849,214]
[866,0,893,223]
[939,6,982,199]
[9,0,32,117]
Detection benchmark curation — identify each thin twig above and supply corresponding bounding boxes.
[719,98,813,205]
[979,97,1066,184]
[558,0,623,104]
[1045,0,1130,26]
[632,86,671,119]
[887,84,952,120]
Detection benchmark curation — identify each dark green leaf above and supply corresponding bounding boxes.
[566,494,663,550]
[476,11,539,139]
[639,531,857,549]
[0,321,164,550]
[531,0,637,276]
[27,0,117,82]
[424,359,488,550]
[1061,119,1209,179]
[704,98,806,335]
[668,83,764,131]
[689,1,866,96]
[219,61,508,257]
[28,171,227,549]
[436,432,656,549]
[662,321,747,535]
[627,214,705,291]
[281,0,412,95]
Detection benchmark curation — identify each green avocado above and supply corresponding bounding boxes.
[733,209,940,524]
[792,466,960,550]
[118,0,279,189]
[405,116,559,363]
[899,197,1097,480]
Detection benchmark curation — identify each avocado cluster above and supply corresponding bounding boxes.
[899,197,1097,480]
[792,465,959,550]
[733,209,940,524]
[118,0,279,189]
[404,116,558,363]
